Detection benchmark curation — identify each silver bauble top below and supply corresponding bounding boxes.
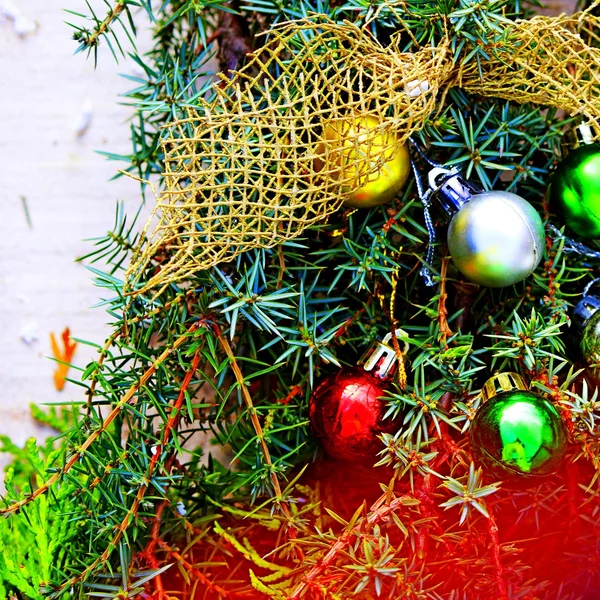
[447,191,544,287]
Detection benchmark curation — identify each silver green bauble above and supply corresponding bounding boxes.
[447,191,545,287]
[548,123,600,240]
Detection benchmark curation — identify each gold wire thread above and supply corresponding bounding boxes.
[385,269,408,388]
[394,343,408,391]
[390,268,400,326]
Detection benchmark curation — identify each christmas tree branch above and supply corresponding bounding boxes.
[86,2,125,46]
[487,511,508,598]
[215,326,292,519]
[69,0,136,65]
[53,346,203,595]
[156,539,231,597]
[438,256,453,346]
[289,492,419,599]
[86,289,198,415]
[85,330,120,419]
[1,321,201,517]
[140,348,203,596]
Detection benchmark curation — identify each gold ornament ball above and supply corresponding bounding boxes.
[315,116,410,208]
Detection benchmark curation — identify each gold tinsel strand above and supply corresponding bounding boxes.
[125,8,600,298]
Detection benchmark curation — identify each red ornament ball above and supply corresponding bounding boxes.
[309,367,396,461]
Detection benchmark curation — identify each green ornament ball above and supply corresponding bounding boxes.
[549,143,600,239]
[581,310,600,380]
[471,390,568,478]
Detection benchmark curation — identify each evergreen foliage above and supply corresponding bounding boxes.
[2,0,600,598]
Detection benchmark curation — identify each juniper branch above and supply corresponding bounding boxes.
[53,347,202,595]
[1,321,200,517]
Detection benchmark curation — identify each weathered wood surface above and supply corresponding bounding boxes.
[0,1,151,461]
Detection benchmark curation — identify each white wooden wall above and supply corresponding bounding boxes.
[0,1,151,464]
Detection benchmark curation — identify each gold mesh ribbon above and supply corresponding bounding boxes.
[455,12,600,121]
[125,9,600,297]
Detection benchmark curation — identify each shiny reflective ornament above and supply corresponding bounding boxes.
[428,167,544,287]
[581,312,600,379]
[548,123,600,239]
[571,282,600,381]
[309,329,408,460]
[315,116,411,208]
[471,373,568,479]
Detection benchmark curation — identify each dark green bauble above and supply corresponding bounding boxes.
[471,391,568,478]
[581,310,600,381]
[549,143,600,239]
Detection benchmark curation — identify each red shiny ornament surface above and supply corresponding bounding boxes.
[309,366,396,460]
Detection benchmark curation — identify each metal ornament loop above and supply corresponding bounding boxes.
[363,328,410,380]
[562,122,600,152]
[481,372,529,403]
[572,278,600,333]
[427,166,478,219]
